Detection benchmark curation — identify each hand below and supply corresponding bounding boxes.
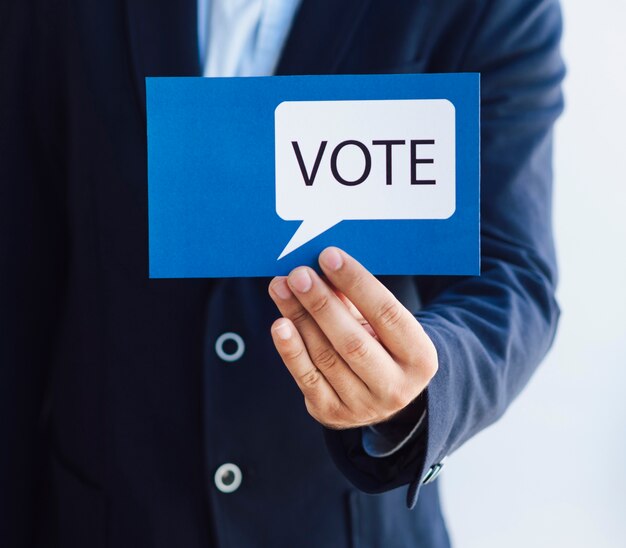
[268,247,438,430]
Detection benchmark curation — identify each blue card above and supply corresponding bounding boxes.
[147,73,480,278]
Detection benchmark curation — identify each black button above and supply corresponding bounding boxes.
[221,470,235,486]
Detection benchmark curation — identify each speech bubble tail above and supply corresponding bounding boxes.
[278,218,340,260]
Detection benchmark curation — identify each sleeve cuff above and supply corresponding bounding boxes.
[323,320,453,509]
[361,405,427,458]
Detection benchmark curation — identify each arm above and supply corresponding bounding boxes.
[328,0,565,506]
[269,0,565,508]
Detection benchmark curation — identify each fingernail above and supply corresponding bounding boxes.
[271,278,292,300]
[273,320,292,340]
[320,247,343,271]
[289,268,313,293]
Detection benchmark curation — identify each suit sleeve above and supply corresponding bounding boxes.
[324,0,566,508]
[0,1,68,544]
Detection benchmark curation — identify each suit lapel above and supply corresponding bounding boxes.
[275,0,373,75]
[125,0,200,117]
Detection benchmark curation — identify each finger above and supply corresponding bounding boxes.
[332,286,363,321]
[270,317,343,422]
[331,286,378,339]
[268,277,370,405]
[284,267,402,394]
[318,247,428,366]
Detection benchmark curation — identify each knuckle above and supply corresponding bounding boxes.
[283,345,306,362]
[298,367,323,389]
[325,400,347,424]
[376,300,404,330]
[304,398,321,420]
[309,293,331,314]
[359,403,382,425]
[407,341,439,383]
[423,356,439,381]
[346,270,366,292]
[289,307,310,327]
[305,398,344,429]
[387,388,410,411]
[343,334,369,362]
[377,379,409,411]
[311,346,340,372]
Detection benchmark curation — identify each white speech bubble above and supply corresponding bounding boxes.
[274,99,455,259]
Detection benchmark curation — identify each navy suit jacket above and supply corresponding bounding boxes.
[0,1,565,547]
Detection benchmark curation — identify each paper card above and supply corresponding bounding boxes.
[146,73,480,278]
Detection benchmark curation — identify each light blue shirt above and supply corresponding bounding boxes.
[197,0,302,77]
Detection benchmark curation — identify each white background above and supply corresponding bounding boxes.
[441,2,626,547]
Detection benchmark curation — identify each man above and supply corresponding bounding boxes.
[0,0,565,546]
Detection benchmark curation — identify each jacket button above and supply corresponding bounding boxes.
[214,463,242,493]
[215,332,245,362]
